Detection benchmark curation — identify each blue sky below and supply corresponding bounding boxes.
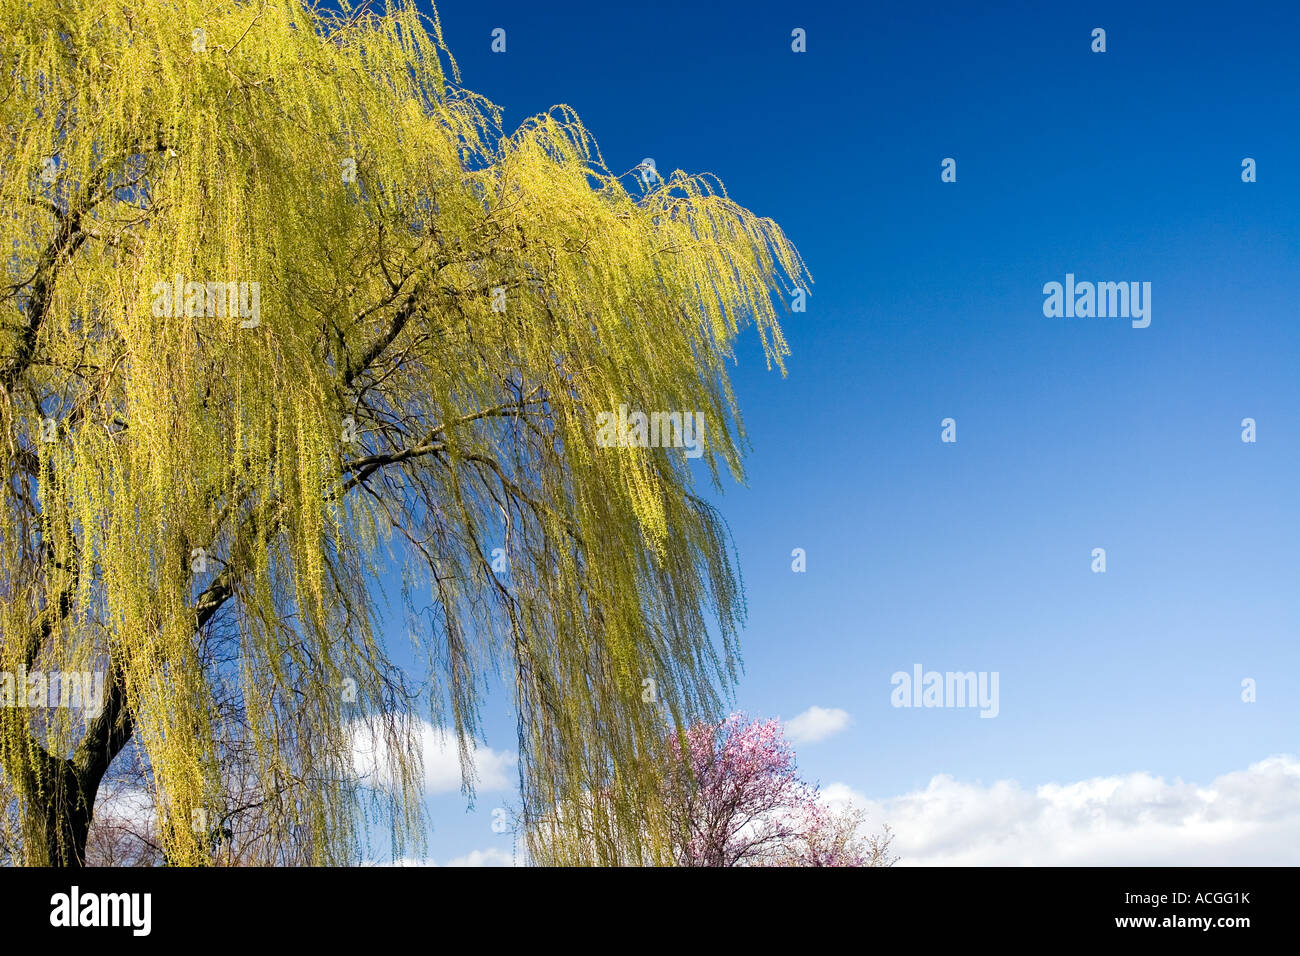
[378,0,1300,864]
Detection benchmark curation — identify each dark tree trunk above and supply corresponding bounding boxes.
[19,658,134,867]
[26,754,96,866]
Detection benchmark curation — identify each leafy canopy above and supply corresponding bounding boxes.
[0,0,807,865]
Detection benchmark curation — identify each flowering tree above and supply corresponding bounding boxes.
[665,713,896,867]
[780,802,897,868]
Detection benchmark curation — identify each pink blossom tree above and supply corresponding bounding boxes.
[664,713,896,867]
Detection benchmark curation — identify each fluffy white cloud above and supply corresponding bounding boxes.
[443,847,516,867]
[350,717,517,795]
[386,848,517,867]
[827,755,1300,866]
[784,706,851,745]
[91,783,157,832]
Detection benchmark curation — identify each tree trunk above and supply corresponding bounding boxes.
[25,754,96,866]
[19,659,134,866]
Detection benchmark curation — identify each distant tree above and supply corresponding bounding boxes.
[530,713,896,867]
[665,713,812,866]
[776,802,897,868]
[0,0,806,865]
[662,713,895,867]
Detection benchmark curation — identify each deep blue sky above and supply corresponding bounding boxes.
[387,0,1300,863]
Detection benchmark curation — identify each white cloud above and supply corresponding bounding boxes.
[384,848,517,867]
[443,847,516,867]
[828,754,1300,865]
[784,706,851,745]
[92,783,157,833]
[349,717,517,796]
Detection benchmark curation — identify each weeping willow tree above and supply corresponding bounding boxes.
[0,0,807,866]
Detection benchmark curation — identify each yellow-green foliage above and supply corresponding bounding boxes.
[0,0,807,865]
